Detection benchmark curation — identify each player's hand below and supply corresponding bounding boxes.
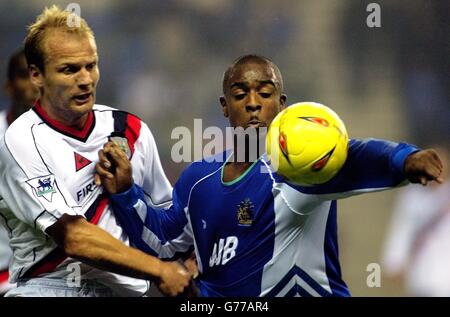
[404,149,444,185]
[157,261,197,297]
[183,252,199,279]
[95,141,133,194]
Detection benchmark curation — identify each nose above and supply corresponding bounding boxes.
[246,92,262,113]
[77,68,93,88]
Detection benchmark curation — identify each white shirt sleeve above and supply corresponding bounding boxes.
[138,122,173,208]
[0,134,81,233]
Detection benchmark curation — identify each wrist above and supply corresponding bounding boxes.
[392,144,420,175]
[151,257,165,282]
[110,182,140,206]
[117,180,133,194]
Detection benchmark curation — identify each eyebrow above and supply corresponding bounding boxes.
[56,56,98,65]
[229,80,277,90]
[56,60,97,68]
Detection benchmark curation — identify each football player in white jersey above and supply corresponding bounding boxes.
[0,5,193,297]
[0,47,39,295]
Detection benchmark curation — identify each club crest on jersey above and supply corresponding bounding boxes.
[26,175,57,202]
[74,152,92,172]
[110,136,131,159]
[237,198,254,226]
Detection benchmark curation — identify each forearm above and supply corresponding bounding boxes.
[47,215,164,282]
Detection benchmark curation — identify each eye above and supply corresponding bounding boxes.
[260,92,272,98]
[234,93,246,100]
[60,65,78,74]
[86,62,97,70]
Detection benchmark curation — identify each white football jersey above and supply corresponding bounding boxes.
[0,102,172,296]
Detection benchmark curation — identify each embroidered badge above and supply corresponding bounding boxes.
[237,198,254,226]
[26,175,57,202]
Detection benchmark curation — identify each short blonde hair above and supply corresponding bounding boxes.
[24,5,95,71]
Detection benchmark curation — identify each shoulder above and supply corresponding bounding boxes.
[3,110,41,153]
[177,151,227,189]
[0,113,54,178]
[94,103,149,141]
[92,104,118,112]
[93,104,141,116]
[93,104,144,123]
[5,108,40,134]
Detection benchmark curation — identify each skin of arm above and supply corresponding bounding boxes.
[45,204,192,296]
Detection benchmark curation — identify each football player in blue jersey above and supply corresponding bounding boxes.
[96,55,443,297]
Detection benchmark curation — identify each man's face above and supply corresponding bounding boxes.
[220,62,286,129]
[32,29,99,121]
[6,56,39,114]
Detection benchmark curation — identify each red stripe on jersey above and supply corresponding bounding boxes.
[90,196,109,225]
[26,197,110,278]
[125,114,141,156]
[28,251,67,278]
[0,270,9,283]
[33,100,95,141]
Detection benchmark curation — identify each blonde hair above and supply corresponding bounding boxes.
[24,5,95,71]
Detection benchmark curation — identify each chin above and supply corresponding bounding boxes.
[68,104,93,118]
[76,100,95,110]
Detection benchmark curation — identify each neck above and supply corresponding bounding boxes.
[40,99,88,130]
[222,152,256,183]
[230,150,259,165]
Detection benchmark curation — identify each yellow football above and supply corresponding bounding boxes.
[266,102,349,186]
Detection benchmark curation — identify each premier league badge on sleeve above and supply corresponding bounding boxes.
[26,174,57,202]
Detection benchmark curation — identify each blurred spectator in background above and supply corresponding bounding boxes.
[0,47,39,295]
[382,146,450,296]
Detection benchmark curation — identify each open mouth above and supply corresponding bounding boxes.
[73,93,92,104]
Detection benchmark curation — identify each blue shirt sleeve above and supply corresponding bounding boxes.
[296,138,420,196]
[110,179,193,259]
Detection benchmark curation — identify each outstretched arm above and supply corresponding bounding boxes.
[299,139,443,199]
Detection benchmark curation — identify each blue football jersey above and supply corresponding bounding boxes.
[110,138,419,297]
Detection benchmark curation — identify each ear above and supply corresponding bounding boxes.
[280,94,287,110]
[29,64,44,89]
[220,96,229,118]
